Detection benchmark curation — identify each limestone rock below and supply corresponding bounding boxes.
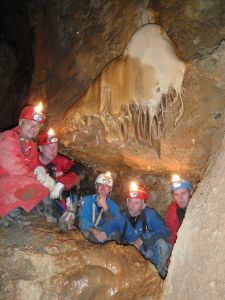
[0,218,162,299]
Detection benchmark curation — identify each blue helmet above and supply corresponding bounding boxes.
[170,180,192,192]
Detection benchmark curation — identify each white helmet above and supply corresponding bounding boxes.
[95,172,113,187]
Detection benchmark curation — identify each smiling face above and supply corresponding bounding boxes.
[172,188,192,209]
[127,197,146,217]
[96,183,112,198]
[19,119,42,140]
[39,142,58,164]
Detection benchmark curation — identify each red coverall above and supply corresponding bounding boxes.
[0,127,49,216]
[37,154,80,190]
[165,201,181,246]
[37,154,80,209]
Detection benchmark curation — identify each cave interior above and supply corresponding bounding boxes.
[0,1,224,299]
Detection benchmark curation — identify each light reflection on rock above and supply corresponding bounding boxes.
[0,217,162,299]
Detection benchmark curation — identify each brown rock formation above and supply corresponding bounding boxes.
[28,1,224,188]
[0,219,162,299]
[162,132,225,300]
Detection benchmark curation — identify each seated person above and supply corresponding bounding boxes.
[102,181,171,279]
[0,103,54,227]
[79,172,119,243]
[165,176,193,246]
[37,129,81,223]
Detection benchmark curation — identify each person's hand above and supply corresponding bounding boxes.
[34,166,47,184]
[50,182,64,199]
[133,237,143,250]
[41,174,55,192]
[97,196,108,211]
[34,166,55,192]
[91,228,107,242]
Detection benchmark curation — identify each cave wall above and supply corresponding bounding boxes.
[162,133,225,300]
[29,0,151,119]
[0,0,34,130]
[27,0,225,190]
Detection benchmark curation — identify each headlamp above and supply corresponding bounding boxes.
[129,191,138,198]
[33,112,44,122]
[171,182,182,189]
[49,136,58,143]
[102,178,111,185]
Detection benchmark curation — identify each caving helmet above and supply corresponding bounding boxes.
[127,181,148,202]
[37,128,58,145]
[19,102,45,125]
[95,172,113,187]
[170,174,192,192]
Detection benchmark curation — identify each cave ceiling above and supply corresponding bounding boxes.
[1,0,225,185]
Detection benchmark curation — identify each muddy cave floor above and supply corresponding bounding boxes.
[0,213,162,300]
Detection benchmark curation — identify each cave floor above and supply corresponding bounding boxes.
[0,214,162,300]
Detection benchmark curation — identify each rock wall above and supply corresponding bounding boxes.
[26,1,225,187]
[0,1,34,130]
[162,133,225,300]
[29,0,151,119]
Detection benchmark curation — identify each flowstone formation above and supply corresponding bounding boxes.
[63,24,186,158]
[0,217,162,300]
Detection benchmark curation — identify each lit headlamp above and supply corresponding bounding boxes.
[170,174,193,192]
[49,136,58,143]
[171,182,182,189]
[33,112,45,122]
[129,191,138,198]
[128,181,148,202]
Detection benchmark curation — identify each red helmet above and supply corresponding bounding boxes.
[127,183,148,202]
[37,130,58,145]
[19,106,45,124]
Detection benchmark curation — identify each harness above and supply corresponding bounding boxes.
[120,210,150,243]
[18,135,32,157]
[92,202,103,227]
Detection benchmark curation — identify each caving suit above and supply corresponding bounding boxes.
[79,194,120,242]
[165,201,186,246]
[102,208,172,278]
[37,154,80,219]
[0,127,48,217]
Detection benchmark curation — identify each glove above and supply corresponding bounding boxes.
[34,166,55,192]
[34,166,47,184]
[50,182,64,199]
[41,174,55,192]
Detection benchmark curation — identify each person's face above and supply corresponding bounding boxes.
[19,119,42,140]
[39,143,58,162]
[172,188,192,209]
[96,183,111,197]
[127,198,145,217]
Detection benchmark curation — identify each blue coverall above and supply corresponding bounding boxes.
[79,194,120,231]
[102,208,172,278]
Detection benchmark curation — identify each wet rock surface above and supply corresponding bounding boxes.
[0,216,162,300]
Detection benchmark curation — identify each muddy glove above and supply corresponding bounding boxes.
[42,174,55,192]
[34,166,48,184]
[34,166,55,192]
[50,182,64,199]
